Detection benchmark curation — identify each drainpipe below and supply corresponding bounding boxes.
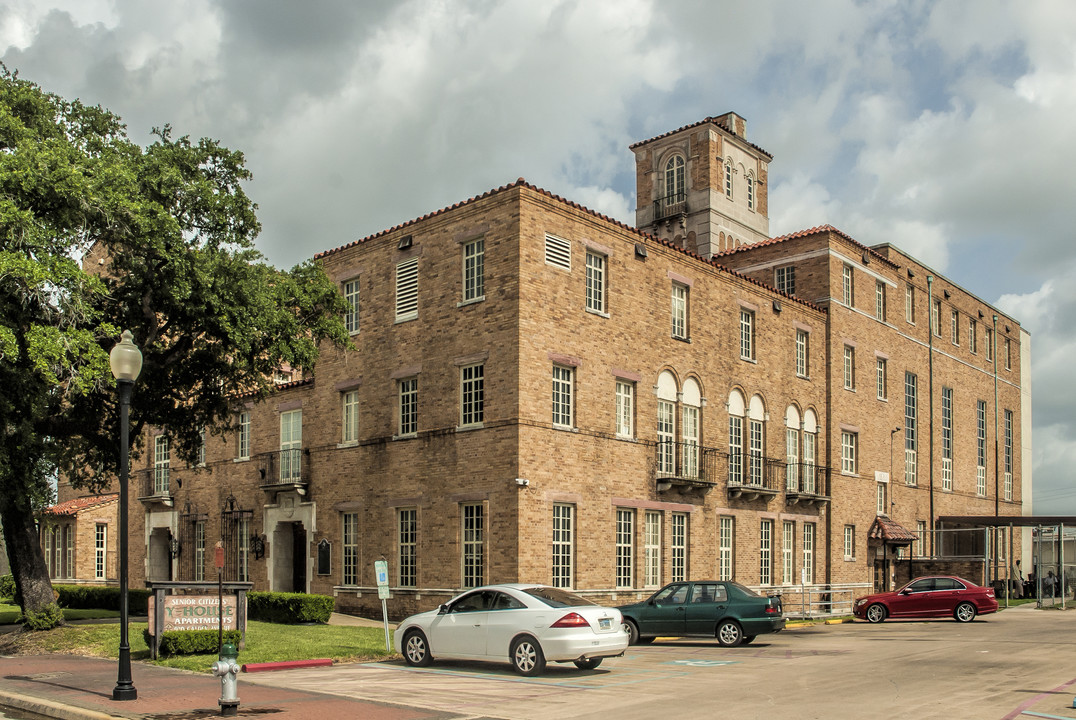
[992,313,1000,584]
[927,276,935,556]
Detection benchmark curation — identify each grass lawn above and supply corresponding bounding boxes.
[0,602,120,624]
[0,616,396,673]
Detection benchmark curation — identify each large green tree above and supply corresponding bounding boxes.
[0,69,349,626]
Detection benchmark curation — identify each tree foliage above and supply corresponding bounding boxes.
[0,68,350,625]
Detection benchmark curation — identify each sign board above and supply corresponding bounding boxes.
[148,595,239,635]
[375,559,390,600]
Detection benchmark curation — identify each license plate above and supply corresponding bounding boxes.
[599,618,612,630]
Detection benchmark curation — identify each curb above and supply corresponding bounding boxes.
[242,658,334,673]
[0,688,124,720]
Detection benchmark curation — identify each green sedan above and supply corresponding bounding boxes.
[617,581,784,647]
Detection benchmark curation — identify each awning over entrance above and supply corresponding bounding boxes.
[869,516,918,545]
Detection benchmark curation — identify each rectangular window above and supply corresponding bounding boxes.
[1005,338,1012,370]
[842,264,854,306]
[724,161,733,199]
[194,520,206,582]
[877,481,887,515]
[43,526,54,577]
[585,251,606,314]
[552,365,573,428]
[236,516,250,582]
[951,310,959,345]
[197,427,206,466]
[844,525,855,560]
[671,283,688,339]
[786,428,800,491]
[749,419,764,486]
[395,258,419,322]
[804,432,817,493]
[876,358,888,400]
[657,399,675,474]
[1004,410,1014,501]
[154,435,170,495]
[671,513,688,583]
[544,234,571,270]
[615,380,634,438]
[747,176,755,210]
[796,329,809,378]
[932,299,941,337]
[977,400,987,496]
[460,363,485,427]
[398,508,417,587]
[775,266,795,295]
[682,405,700,479]
[942,387,953,491]
[728,416,743,485]
[95,524,107,580]
[63,526,73,578]
[237,411,250,460]
[342,512,359,586]
[280,409,302,482]
[803,523,815,584]
[905,372,918,485]
[344,278,360,334]
[916,521,927,558]
[875,281,886,321]
[969,319,977,354]
[461,503,484,588]
[782,521,795,584]
[644,510,661,588]
[463,238,485,303]
[719,516,734,581]
[552,504,574,588]
[615,508,634,589]
[986,329,994,362]
[740,309,754,360]
[342,390,359,444]
[398,378,418,436]
[759,520,773,586]
[905,283,915,324]
[841,431,858,474]
[843,345,855,390]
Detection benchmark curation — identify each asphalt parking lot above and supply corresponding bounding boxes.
[244,605,1076,720]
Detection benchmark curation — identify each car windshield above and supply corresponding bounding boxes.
[727,581,761,598]
[520,586,596,608]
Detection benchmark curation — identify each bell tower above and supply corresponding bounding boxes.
[631,112,772,258]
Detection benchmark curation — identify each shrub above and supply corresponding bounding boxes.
[144,628,242,657]
[0,574,14,601]
[247,592,333,624]
[22,603,64,631]
[53,585,151,613]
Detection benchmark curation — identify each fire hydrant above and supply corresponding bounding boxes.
[211,642,240,716]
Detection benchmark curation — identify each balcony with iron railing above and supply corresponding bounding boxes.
[653,192,688,222]
[726,453,782,500]
[653,441,718,493]
[783,462,832,506]
[137,467,175,506]
[258,448,309,497]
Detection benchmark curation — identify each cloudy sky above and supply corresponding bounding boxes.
[3,0,1074,512]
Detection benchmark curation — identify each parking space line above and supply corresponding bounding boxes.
[1001,677,1076,720]
[372,662,695,688]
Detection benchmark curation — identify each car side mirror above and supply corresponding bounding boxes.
[437,604,448,615]
[899,589,911,595]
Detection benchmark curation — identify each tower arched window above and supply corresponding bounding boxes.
[748,395,766,486]
[785,406,801,491]
[682,378,702,479]
[657,371,678,475]
[803,409,819,493]
[664,155,685,203]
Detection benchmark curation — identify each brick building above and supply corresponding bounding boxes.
[54,113,1030,616]
[38,494,119,586]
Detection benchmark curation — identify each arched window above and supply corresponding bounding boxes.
[664,155,685,203]
[785,406,801,491]
[746,172,755,211]
[724,159,734,199]
[657,371,678,475]
[728,389,746,485]
[803,409,819,493]
[682,378,702,479]
[748,395,766,487]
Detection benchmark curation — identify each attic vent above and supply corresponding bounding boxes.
[397,235,413,250]
[544,234,571,270]
[635,243,649,259]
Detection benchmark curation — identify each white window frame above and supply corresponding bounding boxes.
[932,299,941,337]
[665,155,685,202]
[615,380,634,439]
[398,378,418,437]
[342,512,359,586]
[395,257,419,322]
[671,513,687,583]
[841,431,857,475]
[719,516,735,581]
[237,411,250,461]
[749,419,764,486]
[760,520,773,586]
[461,503,484,588]
[876,358,887,400]
[398,508,417,587]
[154,435,170,495]
[942,387,953,491]
[671,283,688,339]
[843,345,855,390]
[552,504,574,588]
[585,250,607,315]
[746,174,755,210]
[682,405,699,479]
[344,278,360,334]
[342,390,359,444]
[977,400,987,497]
[657,399,675,474]
[194,520,206,582]
[951,309,960,345]
[842,264,854,306]
[875,280,886,321]
[644,510,661,588]
[905,372,918,486]
[280,409,302,482]
[877,481,888,515]
[803,523,815,583]
[462,238,485,303]
[460,363,485,427]
[615,508,634,589]
[724,160,733,199]
[844,525,855,561]
[905,283,915,324]
[728,415,744,485]
[786,428,800,491]
[552,365,573,428]
[796,329,808,378]
[782,521,795,585]
[95,523,107,580]
[804,431,817,494]
[740,309,754,360]
[1004,410,1014,501]
[969,319,977,354]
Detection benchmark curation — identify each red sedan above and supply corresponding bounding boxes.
[853,576,999,623]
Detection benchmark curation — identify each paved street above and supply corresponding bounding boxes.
[245,605,1076,720]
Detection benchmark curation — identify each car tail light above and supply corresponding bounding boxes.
[551,612,591,628]
[765,605,780,614]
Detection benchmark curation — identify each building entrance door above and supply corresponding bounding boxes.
[292,522,306,593]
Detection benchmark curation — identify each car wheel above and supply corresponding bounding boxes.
[402,629,433,667]
[954,602,977,623]
[866,604,887,623]
[573,657,603,670]
[741,635,756,645]
[716,620,743,647]
[624,619,641,645]
[510,636,546,676]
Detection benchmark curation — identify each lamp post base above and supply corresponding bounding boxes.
[112,684,137,701]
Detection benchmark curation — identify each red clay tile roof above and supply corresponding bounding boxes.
[869,516,919,543]
[628,115,774,160]
[313,179,825,315]
[713,224,900,270]
[44,494,119,516]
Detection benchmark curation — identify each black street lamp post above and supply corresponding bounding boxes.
[110,330,142,702]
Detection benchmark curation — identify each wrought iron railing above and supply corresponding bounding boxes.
[260,448,306,486]
[137,468,173,499]
[784,463,832,499]
[653,441,720,485]
[727,452,782,493]
[653,192,687,221]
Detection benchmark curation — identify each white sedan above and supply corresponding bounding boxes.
[394,583,629,675]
